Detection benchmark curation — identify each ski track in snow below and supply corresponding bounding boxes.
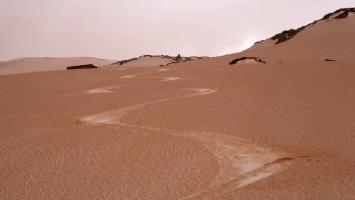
[81,84,292,199]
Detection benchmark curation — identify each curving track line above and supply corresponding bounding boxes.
[81,86,292,199]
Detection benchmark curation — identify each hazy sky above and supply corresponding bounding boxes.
[0,0,354,61]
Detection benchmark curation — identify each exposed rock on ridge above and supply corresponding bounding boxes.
[257,8,355,45]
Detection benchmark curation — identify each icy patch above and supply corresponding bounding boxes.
[88,88,113,94]
[153,76,181,82]
[158,68,169,72]
[162,77,181,82]
[238,171,274,187]
[87,85,122,94]
[121,74,139,79]
[81,114,115,125]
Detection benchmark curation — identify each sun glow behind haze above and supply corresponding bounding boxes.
[219,37,259,56]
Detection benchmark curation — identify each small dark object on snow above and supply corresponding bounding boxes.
[229,57,266,65]
[66,64,98,70]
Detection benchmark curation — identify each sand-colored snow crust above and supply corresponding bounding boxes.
[1,60,355,199]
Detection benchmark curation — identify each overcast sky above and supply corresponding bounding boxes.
[0,0,354,61]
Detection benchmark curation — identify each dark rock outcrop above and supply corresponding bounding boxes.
[254,8,354,45]
[165,56,208,67]
[66,64,98,70]
[229,57,266,65]
[324,59,336,62]
[271,28,305,44]
[112,55,207,67]
[112,55,180,66]
[325,8,355,19]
